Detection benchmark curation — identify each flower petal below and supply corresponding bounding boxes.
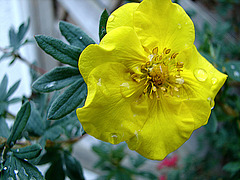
[178,46,227,128]
[77,62,148,144]
[133,0,195,52]
[79,27,148,83]
[126,94,211,160]
[107,3,139,33]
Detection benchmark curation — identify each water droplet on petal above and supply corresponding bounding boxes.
[211,77,218,85]
[128,131,141,150]
[207,97,215,109]
[234,71,240,77]
[14,170,19,174]
[97,78,102,86]
[177,23,182,29]
[231,65,235,69]
[108,15,115,22]
[79,36,83,40]
[194,69,208,82]
[110,133,123,144]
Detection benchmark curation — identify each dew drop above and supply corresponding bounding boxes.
[16,149,19,152]
[23,158,28,161]
[177,23,182,29]
[120,82,130,88]
[97,78,102,86]
[128,131,140,150]
[108,15,115,22]
[194,69,208,82]
[44,81,56,89]
[207,97,215,109]
[231,65,235,69]
[3,167,7,170]
[79,36,83,40]
[14,170,19,174]
[110,133,123,144]
[234,71,240,77]
[211,77,218,85]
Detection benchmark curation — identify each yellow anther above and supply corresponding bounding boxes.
[152,47,158,54]
[165,49,171,54]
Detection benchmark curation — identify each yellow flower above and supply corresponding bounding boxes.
[77,0,227,160]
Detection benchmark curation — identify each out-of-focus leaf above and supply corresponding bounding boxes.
[59,21,95,49]
[32,66,81,93]
[48,78,87,120]
[205,111,218,133]
[35,35,81,67]
[224,61,240,82]
[99,9,109,41]
[6,80,20,99]
[17,18,30,43]
[64,152,85,180]
[0,75,8,101]
[223,162,240,177]
[0,102,8,115]
[25,102,45,136]
[7,101,31,147]
[130,154,147,168]
[12,144,42,160]
[9,27,18,49]
[7,98,21,104]
[0,117,10,138]
[0,52,12,61]
[45,156,65,180]
[2,154,44,179]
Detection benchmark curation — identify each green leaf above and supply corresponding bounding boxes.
[7,98,21,104]
[205,111,218,133]
[0,117,10,138]
[223,162,240,177]
[35,35,81,67]
[99,9,109,41]
[59,21,95,49]
[64,152,85,180]
[17,18,30,43]
[6,80,20,99]
[40,125,64,147]
[9,27,18,49]
[2,154,44,180]
[0,75,8,101]
[25,102,45,136]
[130,154,147,168]
[12,144,42,160]
[45,156,65,180]
[48,78,87,120]
[0,52,12,61]
[224,61,240,82]
[0,102,8,115]
[32,66,81,93]
[7,101,31,147]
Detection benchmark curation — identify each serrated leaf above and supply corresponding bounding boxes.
[0,117,10,138]
[35,35,81,67]
[25,102,45,136]
[12,144,42,160]
[64,152,85,180]
[99,9,109,41]
[48,78,87,120]
[7,101,31,147]
[225,61,240,82]
[6,80,20,99]
[45,156,65,180]
[0,75,8,101]
[32,66,81,93]
[2,154,44,180]
[59,21,95,49]
[17,18,30,43]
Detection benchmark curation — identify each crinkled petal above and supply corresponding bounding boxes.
[127,95,206,160]
[79,27,148,83]
[134,0,195,52]
[77,62,148,144]
[177,46,227,128]
[107,3,139,33]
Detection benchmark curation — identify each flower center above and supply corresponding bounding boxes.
[132,47,184,99]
